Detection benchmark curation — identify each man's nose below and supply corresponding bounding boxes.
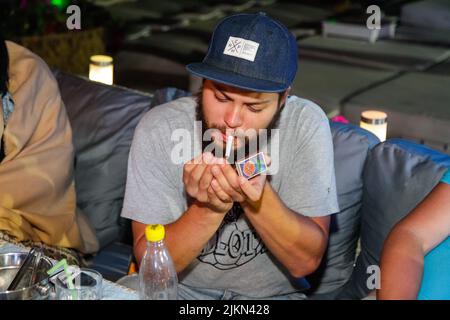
[224,104,243,128]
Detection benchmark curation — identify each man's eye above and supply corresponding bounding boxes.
[247,105,262,113]
[216,97,229,103]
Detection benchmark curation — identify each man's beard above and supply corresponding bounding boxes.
[195,90,283,162]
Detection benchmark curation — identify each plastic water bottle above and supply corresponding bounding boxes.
[139,224,178,300]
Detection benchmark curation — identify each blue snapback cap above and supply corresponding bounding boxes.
[186,12,298,93]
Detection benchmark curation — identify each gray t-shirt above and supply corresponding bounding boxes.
[121,96,339,298]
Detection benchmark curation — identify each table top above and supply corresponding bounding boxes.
[0,240,139,300]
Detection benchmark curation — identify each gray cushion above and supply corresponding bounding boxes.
[306,122,379,299]
[53,70,153,249]
[150,87,192,108]
[338,139,450,299]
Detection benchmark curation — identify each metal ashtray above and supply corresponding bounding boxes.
[0,252,53,300]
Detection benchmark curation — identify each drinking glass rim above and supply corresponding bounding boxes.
[54,267,102,290]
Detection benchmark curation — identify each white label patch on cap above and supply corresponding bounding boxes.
[223,36,259,62]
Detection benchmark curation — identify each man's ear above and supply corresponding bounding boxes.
[284,87,291,100]
[280,87,290,107]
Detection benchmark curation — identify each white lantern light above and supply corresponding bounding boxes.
[360,110,388,142]
[89,55,113,85]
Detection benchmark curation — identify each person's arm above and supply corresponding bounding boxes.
[132,201,225,272]
[131,153,233,272]
[134,180,329,277]
[211,160,329,278]
[378,182,450,299]
[242,182,330,277]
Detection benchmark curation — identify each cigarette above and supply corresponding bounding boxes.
[225,135,233,159]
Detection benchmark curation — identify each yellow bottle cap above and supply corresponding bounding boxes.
[145,224,165,242]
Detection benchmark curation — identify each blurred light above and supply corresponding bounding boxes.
[51,0,69,9]
[360,110,387,142]
[89,55,113,85]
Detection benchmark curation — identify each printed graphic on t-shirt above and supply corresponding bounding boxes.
[198,210,267,270]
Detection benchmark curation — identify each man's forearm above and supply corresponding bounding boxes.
[242,183,329,278]
[378,228,424,299]
[134,201,225,273]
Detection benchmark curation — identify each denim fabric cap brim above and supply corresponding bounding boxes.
[186,62,289,93]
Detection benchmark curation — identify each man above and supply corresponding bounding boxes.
[378,168,450,300]
[121,13,339,299]
[0,38,97,260]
